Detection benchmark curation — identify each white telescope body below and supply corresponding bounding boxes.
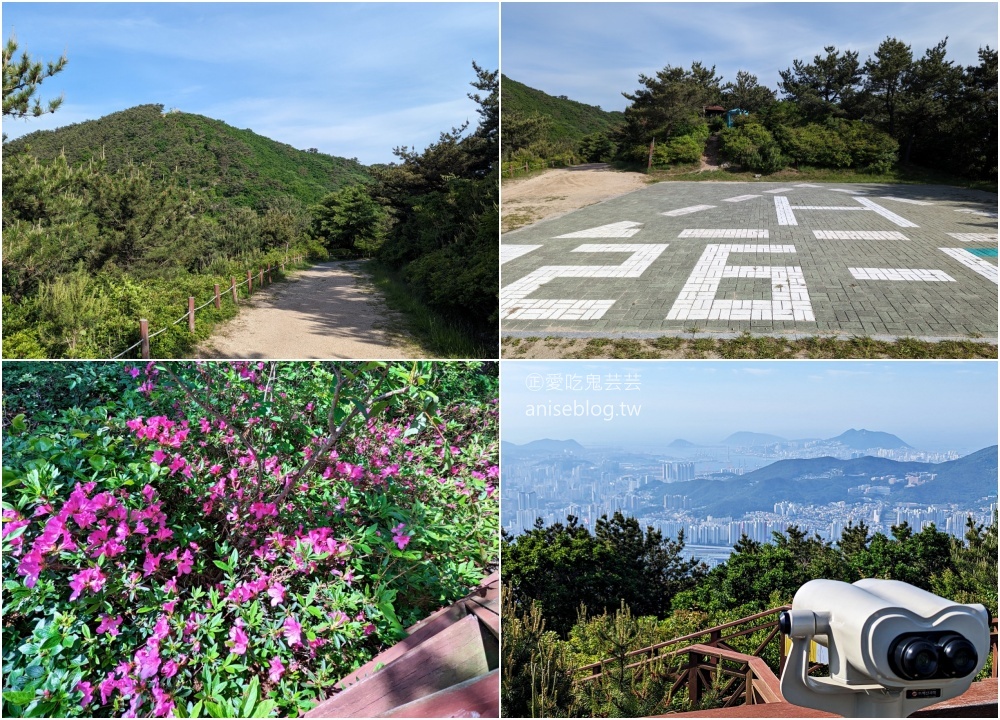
[779,578,989,717]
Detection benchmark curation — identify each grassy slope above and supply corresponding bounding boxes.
[5,104,370,207]
[501,75,623,143]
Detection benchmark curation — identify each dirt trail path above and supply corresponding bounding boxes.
[501,163,648,232]
[197,261,425,359]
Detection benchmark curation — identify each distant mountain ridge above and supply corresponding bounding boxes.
[661,446,997,516]
[669,438,700,448]
[5,104,370,208]
[720,431,787,446]
[828,428,911,450]
[501,76,623,144]
[502,439,587,456]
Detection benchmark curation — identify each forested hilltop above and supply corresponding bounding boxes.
[504,37,997,184]
[5,104,370,209]
[501,75,623,166]
[2,34,497,358]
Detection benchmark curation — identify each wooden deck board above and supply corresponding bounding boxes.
[378,669,499,718]
[305,614,489,718]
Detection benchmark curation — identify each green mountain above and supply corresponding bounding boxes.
[828,428,911,450]
[4,104,370,209]
[664,447,998,516]
[720,431,787,446]
[501,75,623,144]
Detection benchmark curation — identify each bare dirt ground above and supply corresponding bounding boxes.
[501,163,648,232]
[197,261,426,359]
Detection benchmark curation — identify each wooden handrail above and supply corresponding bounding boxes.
[576,605,790,676]
[574,607,999,710]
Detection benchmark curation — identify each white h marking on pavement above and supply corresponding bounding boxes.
[679,229,769,238]
[501,244,669,320]
[854,197,919,227]
[722,194,761,203]
[939,248,999,284]
[947,233,998,243]
[849,268,955,282]
[666,244,814,321]
[814,231,910,240]
[555,221,643,238]
[662,204,716,216]
[879,196,932,205]
[775,196,797,226]
[501,245,542,264]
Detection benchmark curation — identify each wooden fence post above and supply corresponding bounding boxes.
[140,319,150,359]
[214,284,221,310]
[188,297,195,333]
[267,265,272,283]
[258,269,263,288]
[247,270,253,294]
[231,277,238,304]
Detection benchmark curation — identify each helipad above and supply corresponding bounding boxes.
[500,182,998,340]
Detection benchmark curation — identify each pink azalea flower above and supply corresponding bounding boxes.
[151,686,175,716]
[161,660,179,679]
[176,549,194,575]
[391,523,411,550]
[68,566,106,601]
[268,656,285,683]
[282,616,302,647]
[135,645,161,680]
[267,583,285,607]
[229,622,249,655]
[76,680,94,707]
[96,614,123,637]
[150,449,168,465]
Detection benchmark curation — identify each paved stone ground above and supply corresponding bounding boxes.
[501,182,998,340]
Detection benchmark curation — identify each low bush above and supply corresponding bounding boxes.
[1,361,498,718]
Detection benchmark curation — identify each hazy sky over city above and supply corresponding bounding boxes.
[502,361,999,453]
[1,2,498,165]
[502,2,998,110]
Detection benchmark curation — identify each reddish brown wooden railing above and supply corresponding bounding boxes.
[575,608,999,709]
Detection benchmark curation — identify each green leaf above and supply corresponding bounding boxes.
[251,700,278,718]
[3,690,36,705]
[3,524,28,542]
[10,414,27,435]
[241,676,260,717]
[213,560,231,573]
[88,455,107,471]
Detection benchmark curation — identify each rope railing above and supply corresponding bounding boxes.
[109,255,305,360]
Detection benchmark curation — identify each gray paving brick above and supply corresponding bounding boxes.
[501,181,998,339]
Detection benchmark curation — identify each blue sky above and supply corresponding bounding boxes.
[502,2,998,111]
[1,2,498,164]
[501,361,999,453]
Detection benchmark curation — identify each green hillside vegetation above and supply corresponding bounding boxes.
[501,75,623,169]
[504,37,996,183]
[2,36,497,358]
[5,104,370,209]
[662,446,999,516]
[502,512,998,716]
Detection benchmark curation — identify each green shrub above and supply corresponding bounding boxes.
[1,361,498,718]
[719,121,786,174]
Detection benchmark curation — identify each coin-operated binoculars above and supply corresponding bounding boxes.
[779,579,990,717]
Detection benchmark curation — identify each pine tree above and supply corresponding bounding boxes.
[2,34,67,121]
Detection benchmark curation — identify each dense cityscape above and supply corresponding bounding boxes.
[502,434,997,566]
